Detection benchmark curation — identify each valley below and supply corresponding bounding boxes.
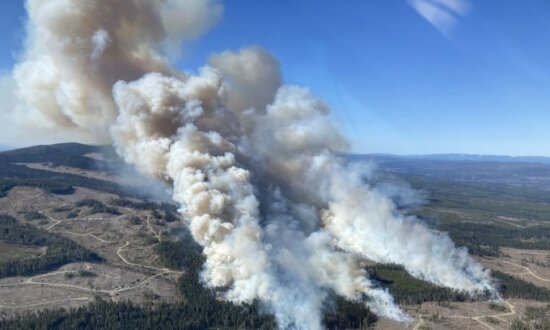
[0,144,549,329]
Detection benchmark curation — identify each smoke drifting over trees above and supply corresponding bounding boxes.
[12,0,495,329]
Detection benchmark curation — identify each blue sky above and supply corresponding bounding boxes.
[1,0,549,156]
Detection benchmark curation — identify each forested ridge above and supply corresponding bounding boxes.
[367,264,474,305]
[0,143,119,171]
[0,143,144,198]
[1,144,550,329]
[493,271,550,301]
[368,263,550,304]
[441,222,550,256]
[109,198,178,213]
[0,214,102,278]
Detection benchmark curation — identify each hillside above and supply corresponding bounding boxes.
[0,144,548,329]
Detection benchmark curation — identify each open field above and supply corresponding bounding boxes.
[480,248,550,289]
[375,299,550,330]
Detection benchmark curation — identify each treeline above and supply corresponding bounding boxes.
[0,176,74,197]
[178,255,378,329]
[155,229,381,328]
[402,172,550,220]
[0,143,123,172]
[154,238,201,269]
[0,214,102,278]
[324,297,378,329]
[440,222,550,256]
[493,270,550,301]
[0,143,173,201]
[0,294,276,330]
[0,237,378,329]
[158,236,378,329]
[110,198,180,223]
[0,162,133,198]
[23,211,46,221]
[109,198,178,213]
[76,199,120,215]
[362,263,550,305]
[366,264,477,305]
[0,146,146,199]
[3,260,550,329]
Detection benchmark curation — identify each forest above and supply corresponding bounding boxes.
[0,236,378,330]
[0,214,102,278]
[75,199,120,215]
[109,198,178,213]
[367,263,550,304]
[0,144,146,199]
[2,143,550,328]
[440,222,550,257]
[493,271,550,301]
[2,237,549,329]
[366,264,473,305]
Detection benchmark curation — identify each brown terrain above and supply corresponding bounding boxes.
[1,158,549,329]
[0,180,184,319]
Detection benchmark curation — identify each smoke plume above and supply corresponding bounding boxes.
[13,0,495,328]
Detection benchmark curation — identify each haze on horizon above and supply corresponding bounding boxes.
[0,0,548,157]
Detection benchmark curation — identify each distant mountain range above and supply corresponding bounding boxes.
[351,153,550,165]
[348,153,550,191]
[2,142,550,195]
[4,142,549,165]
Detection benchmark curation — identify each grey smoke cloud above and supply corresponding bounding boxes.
[209,47,282,116]
[0,73,96,147]
[13,0,495,328]
[0,75,20,146]
[13,0,222,143]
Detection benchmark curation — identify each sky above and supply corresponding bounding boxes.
[0,0,549,156]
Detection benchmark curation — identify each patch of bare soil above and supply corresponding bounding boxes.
[0,262,179,317]
[2,184,549,328]
[479,248,550,288]
[376,299,548,330]
[0,186,185,317]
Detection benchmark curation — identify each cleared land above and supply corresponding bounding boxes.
[1,144,550,329]
[0,185,183,317]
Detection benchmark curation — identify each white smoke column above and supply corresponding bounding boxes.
[244,85,494,293]
[109,68,407,329]
[320,163,493,291]
[111,70,277,306]
[13,0,496,329]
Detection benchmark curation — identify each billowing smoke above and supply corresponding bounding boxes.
[13,0,495,328]
[13,0,222,142]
